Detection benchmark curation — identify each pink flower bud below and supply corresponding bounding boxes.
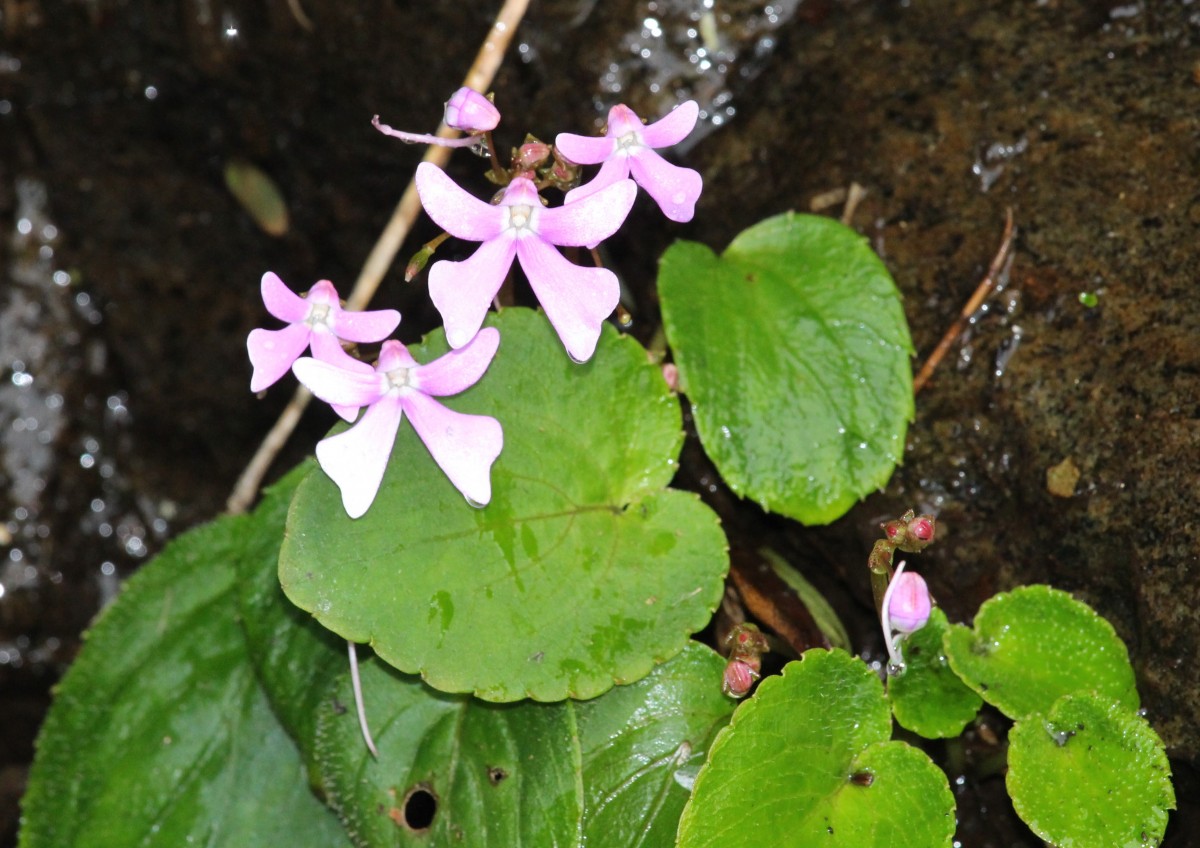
[443,87,500,132]
[515,140,551,171]
[887,570,932,634]
[722,659,758,699]
[908,515,935,542]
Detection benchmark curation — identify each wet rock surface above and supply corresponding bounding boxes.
[2,0,1199,844]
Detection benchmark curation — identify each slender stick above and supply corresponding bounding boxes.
[348,640,379,759]
[912,208,1015,396]
[227,0,532,514]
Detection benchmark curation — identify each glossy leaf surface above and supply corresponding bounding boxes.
[315,643,734,848]
[678,649,954,848]
[19,506,348,848]
[281,308,728,702]
[658,213,914,524]
[887,608,983,738]
[943,585,1138,720]
[1008,694,1174,847]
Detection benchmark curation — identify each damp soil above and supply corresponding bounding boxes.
[2,0,1199,845]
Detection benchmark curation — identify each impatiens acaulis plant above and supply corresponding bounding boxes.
[20,86,1175,848]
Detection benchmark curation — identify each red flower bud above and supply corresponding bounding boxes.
[908,515,935,542]
[722,659,758,698]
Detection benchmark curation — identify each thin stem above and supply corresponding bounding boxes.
[226,0,532,515]
[372,115,479,148]
[912,208,1015,395]
[348,640,379,759]
[880,560,907,671]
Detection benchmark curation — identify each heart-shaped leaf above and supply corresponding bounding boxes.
[677,649,955,848]
[19,504,348,848]
[314,642,734,848]
[658,213,914,524]
[943,585,1138,720]
[280,308,729,702]
[887,608,983,738]
[1008,694,1174,847]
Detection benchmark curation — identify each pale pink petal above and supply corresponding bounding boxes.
[562,155,632,207]
[377,339,420,371]
[305,280,342,307]
[554,131,616,166]
[639,100,699,148]
[540,178,637,247]
[415,162,506,242]
[315,396,405,519]
[628,151,703,222]
[308,332,375,421]
[329,306,401,343]
[260,272,310,323]
[414,327,500,397]
[517,238,619,363]
[291,356,385,408]
[605,104,644,138]
[401,391,502,506]
[248,323,312,392]
[428,237,517,348]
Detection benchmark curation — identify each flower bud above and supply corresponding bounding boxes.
[886,570,932,634]
[722,659,758,699]
[907,514,935,543]
[444,87,500,132]
[515,140,551,171]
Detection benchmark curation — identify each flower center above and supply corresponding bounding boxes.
[506,204,534,233]
[615,130,642,152]
[385,366,414,391]
[306,302,332,328]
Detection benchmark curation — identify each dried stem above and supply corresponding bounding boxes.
[912,208,1016,395]
[227,0,532,514]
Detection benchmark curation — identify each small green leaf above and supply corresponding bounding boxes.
[943,585,1138,720]
[1008,694,1175,848]
[224,158,290,236]
[658,213,914,524]
[314,643,734,848]
[678,649,954,848]
[237,461,344,761]
[19,508,348,848]
[281,308,729,702]
[888,608,983,738]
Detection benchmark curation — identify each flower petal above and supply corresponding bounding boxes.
[260,272,310,323]
[639,99,699,148]
[415,162,506,242]
[291,356,385,408]
[308,332,376,421]
[517,238,619,363]
[414,326,500,397]
[628,151,703,222]
[315,396,405,519]
[562,155,631,207]
[329,306,401,343]
[540,177,637,247]
[428,237,517,348]
[402,390,502,506]
[554,131,616,166]
[248,323,311,392]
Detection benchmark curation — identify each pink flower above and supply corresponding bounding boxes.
[881,561,933,673]
[291,328,503,518]
[555,100,703,223]
[444,87,500,132]
[247,272,399,394]
[414,162,636,363]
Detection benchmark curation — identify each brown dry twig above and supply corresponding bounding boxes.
[912,208,1016,395]
[226,0,532,515]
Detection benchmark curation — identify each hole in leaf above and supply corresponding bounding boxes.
[401,785,438,831]
[487,766,508,786]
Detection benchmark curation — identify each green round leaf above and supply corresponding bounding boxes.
[678,649,954,848]
[315,643,734,848]
[888,608,983,738]
[20,511,348,848]
[943,585,1139,720]
[658,213,914,524]
[280,308,729,702]
[1008,694,1175,848]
